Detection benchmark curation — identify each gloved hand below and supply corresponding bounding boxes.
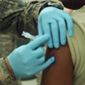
[7,34,55,78]
[38,7,73,48]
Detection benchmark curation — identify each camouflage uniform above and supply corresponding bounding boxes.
[0,0,63,84]
[0,33,22,85]
[0,0,31,85]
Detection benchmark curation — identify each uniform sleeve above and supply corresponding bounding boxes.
[0,0,63,37]
[0,58,21,85]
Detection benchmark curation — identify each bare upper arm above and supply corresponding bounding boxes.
[41,45,74,85]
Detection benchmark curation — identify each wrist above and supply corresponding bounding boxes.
[4,57,16,80]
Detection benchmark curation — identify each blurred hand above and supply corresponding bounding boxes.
[38,7,73,48]
[7,34,55,78]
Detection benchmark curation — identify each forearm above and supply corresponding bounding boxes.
[0,58,16,84]
[41,45,73,85]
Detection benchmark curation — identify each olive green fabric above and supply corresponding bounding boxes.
[0,0,63,84]
[0,0,63,37]
[67,6,85,85]
[0,33,22,85]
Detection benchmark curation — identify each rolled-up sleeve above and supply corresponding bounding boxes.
[0,0,63,37]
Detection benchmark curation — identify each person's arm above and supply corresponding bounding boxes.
[0,58,17,84]
[41,44,73,85]
[0,0,63,37]
[0,35,54,84]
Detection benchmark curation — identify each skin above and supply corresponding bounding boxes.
[64,7,73,13]
[41,8,74,85]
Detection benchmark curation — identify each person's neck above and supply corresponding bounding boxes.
[64,7,73,13]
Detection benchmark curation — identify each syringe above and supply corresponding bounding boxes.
[22,31,35,40]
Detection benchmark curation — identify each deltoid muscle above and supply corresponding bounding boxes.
[41,45,73,85]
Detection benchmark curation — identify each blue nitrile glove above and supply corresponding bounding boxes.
[7,34,55,78]
[38,7,73,48]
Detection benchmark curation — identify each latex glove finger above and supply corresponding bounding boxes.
[42,20,53,48]
[50,20,59,48]
[58,18,66,45]
[32,56,55,74]
[34,47,44,58]
[37,55,45,64]
[37,56,55,72]
[63,14,73,36]
[55,8,73,36]
[38,16,43,36]
[54,15,66,45]
[29,34,49,49]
